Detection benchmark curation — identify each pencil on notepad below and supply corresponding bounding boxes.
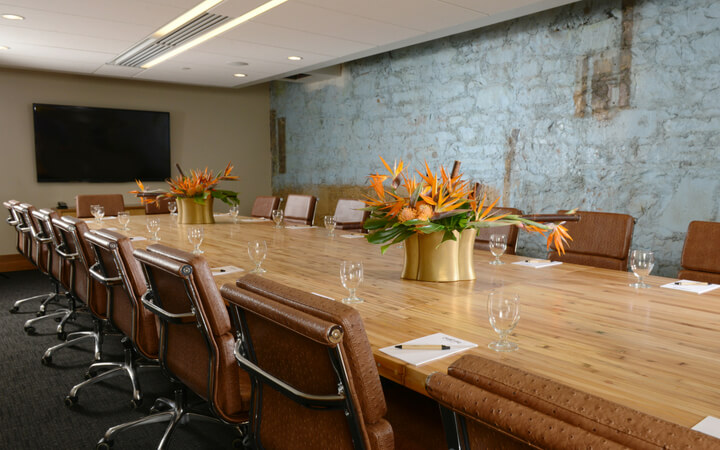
[524,259,551,263]
[394,344,451,350]
[674,281,709,286]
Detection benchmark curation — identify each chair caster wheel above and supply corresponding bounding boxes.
[36,310,46,317]
[54,317,62,322]
[96,440,113,450]
[84,371,94,380]
[64,395,78,408]
[24,326,36,335]
[130,398,143,409]
[57,331,67,341]
[41,355,52,365]
[9,306,19,313]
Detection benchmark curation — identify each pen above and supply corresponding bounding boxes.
[524,259,551,263]
[674,281,709,286]
[394,344,450,350]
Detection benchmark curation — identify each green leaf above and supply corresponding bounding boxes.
[441,229,457,243]
[363,217,389,230]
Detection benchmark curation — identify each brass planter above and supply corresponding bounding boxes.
[402,229,477,282]
[176,197,215,224]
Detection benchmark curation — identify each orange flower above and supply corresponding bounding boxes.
[416,204,433,221]
[398,207,417,223]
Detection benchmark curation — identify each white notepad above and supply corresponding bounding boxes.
[380,333,477,366]
[285,225,316,230]
[129,236,147,242]
[661,280,720,295]
[512,260,563,269]
[239,218,269,223]
[211,266,244,276]
[693,416,720,439]
[340,233,366,239]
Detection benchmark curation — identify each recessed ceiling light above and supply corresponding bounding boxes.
[287,56,303,61]
[181,67,192,70]
[233,73,247,78]
[0,46,9,51]
[1,14,25,20]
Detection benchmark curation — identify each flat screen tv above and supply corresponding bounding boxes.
[33,103,170,183]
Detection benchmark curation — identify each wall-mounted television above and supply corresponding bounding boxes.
[32,103,171,183]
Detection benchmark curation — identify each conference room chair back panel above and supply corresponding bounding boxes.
[679,220,720,284]
[474,207,523,254]
[75,194,125,218]
[548,210,635,271]
[144,196,172,215]
[334,199,369,231]
[284,194,318,225]
[4,199,23,252]
[12,203,35,262]
[251,196,281,219]
[33,208,69,293]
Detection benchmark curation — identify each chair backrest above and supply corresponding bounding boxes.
[548,210,634,271]
[679,221,720,284]
[16,203,40,265]
[144,196,172,215]
[132,244,250,424]
[4,199,20,226]
[19,203,55,274]
[426,354,719,449]
[75,194,125,218]
[284,194,318,225]
[222,274,393,450]
[251,196,280,219]
[474,207,523,254]
[85,229,158,359]
[33,208,66,286]
[334,199,369,231]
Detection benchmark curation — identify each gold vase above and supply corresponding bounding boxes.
[401,228,477,282]
[176,197,215,224]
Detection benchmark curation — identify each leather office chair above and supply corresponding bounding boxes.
[41,216,108,364]
[426,354,718,449]
[144,196,172,215]
[11,202,35,267]
[65,229,159,408]
[3,199,22,252]
[250,196,280,219]
[334,199,369,232]
[284,194,318,225]
[97,244,250,449]
[75,194,125,218]
[678,221,720,284]
[474,207,523,254]
[222,274,394,450]
[548,210,635,271]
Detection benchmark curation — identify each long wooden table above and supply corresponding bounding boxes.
[88,214,720,429]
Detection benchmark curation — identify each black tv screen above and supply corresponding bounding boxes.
[33,103,170,182]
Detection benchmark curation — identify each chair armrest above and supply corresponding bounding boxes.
[141,290,196,324]
[88,263,123,286]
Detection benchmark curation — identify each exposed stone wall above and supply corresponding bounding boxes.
[270,0,720,276]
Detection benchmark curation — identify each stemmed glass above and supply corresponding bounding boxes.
[229,205,240,223]
[117,211,130,231]
[248,240,267,274]
[272,209,284,229]
[487,291,520,352]
[187,226,204,255]
[324,215,337,237]
[91,205,104,224]
[90,205,99,222]
[340,261,363,304]
[489,234,507,265]
[146,217,160,241]
[168,201,177,217]
[629,249,654,288]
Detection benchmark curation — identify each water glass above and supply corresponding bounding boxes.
[146,217,160,241]
[117,211,130,230]
[272,209,284,229]
[168,200,177,216]
[489,234,507,265]
[187,226,204,255]
[340,261,363,304]
[324,215,337,237]
[229,205,240,223]
[95,205,105,223]
[248,240,267,274]
[487,291,520,352]
[629,249,654,288]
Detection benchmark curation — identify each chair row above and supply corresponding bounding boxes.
[251,195,369,231]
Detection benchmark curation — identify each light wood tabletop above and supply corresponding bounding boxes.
[89,213,720,429]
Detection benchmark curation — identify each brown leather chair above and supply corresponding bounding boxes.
[426,354,719,449]
[221,274,393,450]
[3,199,22,252]
[678,221,720,284]
[251,196,280,219]
[548,210,635,271]
[11,202,34,265]
[284,194,318,225]
[144,196,172,215]
[75,194,125,218]
[97,244,250,449]
[65,229,159,408]
[334,199,369,231]
[474,207,523,254]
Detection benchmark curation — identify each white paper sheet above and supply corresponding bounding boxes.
[380,333,477,366]
[661,280,720,295]
[512,260,563,269]
[130,236,147,242]
[211,266,244,277]
[285,225,316,230]
[693,416,720,439]
[239,218,269,223]
[103,227,118,231]
[340,233,366,239]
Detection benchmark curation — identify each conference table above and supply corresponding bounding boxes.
[88,213,720,430]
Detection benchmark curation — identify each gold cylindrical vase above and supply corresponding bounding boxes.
[176,197,215,224]
[401,229,476,282]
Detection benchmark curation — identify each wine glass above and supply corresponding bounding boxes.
[146,217,160,241]
[95,205,105,224]
[340,261,363,304]
[187,226,204,255]
[168,200,177,217]
[272,209,284,229]
[629,249,654,288]
[489,234,507,265]
[248,240,267,274]
[324,215,337,237]
[90,205,99,222]
[487,291,520,352]
[117,211,130,231]
[229,205,240,223]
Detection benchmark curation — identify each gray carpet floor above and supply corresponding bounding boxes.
[0,269,240,450]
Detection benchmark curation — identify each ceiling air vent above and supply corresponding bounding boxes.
[109,13,230,68]
[284,73,311,81]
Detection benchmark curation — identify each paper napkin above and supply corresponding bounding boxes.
[211,266,244,277]
[693,416,720,439]
[512,259,563,269]
[380,333,477,366]
[661,280,720,295]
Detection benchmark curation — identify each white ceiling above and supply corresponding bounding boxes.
[0,0,578,88]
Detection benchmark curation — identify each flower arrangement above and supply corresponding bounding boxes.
[363,157,573,254]
[132,162,240,206]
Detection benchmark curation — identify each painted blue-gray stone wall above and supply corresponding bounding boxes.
[270,0,720,276]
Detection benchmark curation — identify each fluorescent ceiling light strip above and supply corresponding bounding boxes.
[142,0,289,69]
[154,0,225,38]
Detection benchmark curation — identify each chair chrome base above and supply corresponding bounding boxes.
[97,388,242,450]
[10,281,66,315]
[41,320,104,365]
[66,337,158,409]
[23,308,75,338]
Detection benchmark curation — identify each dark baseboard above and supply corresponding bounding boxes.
[0,254,35,272]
